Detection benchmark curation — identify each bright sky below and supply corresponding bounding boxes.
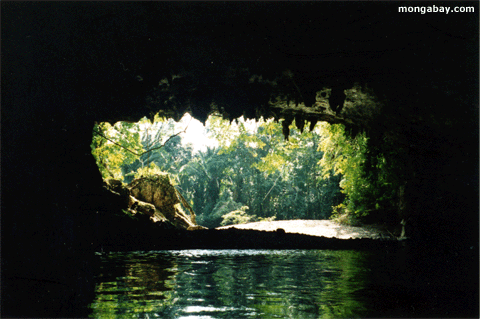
[136,113,261,154]
[176,113,218,153]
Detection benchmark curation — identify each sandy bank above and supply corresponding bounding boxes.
[217,219,392,239]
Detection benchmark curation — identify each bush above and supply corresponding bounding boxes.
[133,163,170,181]
[257,216,276,222]
[221,210,255,226]
[331,204,361,226]
[220,207,277,226]
[198,199,245,228]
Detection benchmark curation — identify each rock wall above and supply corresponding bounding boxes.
[105,174,199,230]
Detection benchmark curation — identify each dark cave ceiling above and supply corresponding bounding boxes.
[3,2,478,137]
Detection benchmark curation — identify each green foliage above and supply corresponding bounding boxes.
[256,215,276,222]
[200,115,341,224]
[133,162,169,180]
[91,115,190,184]
[121,115,192,184]
[91,121,145,181]
[199,198,244,228]
[317,122,401,223]
[318,123,369,216]
[92,113,344,228]
[221,207,253,226]
[220,207,276,226]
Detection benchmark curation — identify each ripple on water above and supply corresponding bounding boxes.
[88,249,477,318]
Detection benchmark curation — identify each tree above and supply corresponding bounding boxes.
[91,121,144,181]
[317,122,401,224]
[92,114,192,183]
[91,113,345,229]
[204,115,342,224]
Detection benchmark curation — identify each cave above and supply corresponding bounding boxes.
[2,2,478,317]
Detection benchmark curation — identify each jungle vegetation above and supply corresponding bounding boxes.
[91,113,401,228]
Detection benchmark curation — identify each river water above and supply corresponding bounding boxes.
[87,248,477,318]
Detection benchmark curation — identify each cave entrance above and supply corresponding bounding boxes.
[91,112,347,230]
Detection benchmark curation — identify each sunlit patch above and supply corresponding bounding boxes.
[216,219,390,239]
[177,113,218,153]
[182,305,245,313]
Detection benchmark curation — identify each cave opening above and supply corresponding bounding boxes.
[90,112,355,232]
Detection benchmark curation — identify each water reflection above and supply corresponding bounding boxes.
[88,249,476,318]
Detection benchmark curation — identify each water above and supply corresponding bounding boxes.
[87,249,477,318]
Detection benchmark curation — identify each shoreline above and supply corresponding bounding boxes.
[217,219,393,240]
